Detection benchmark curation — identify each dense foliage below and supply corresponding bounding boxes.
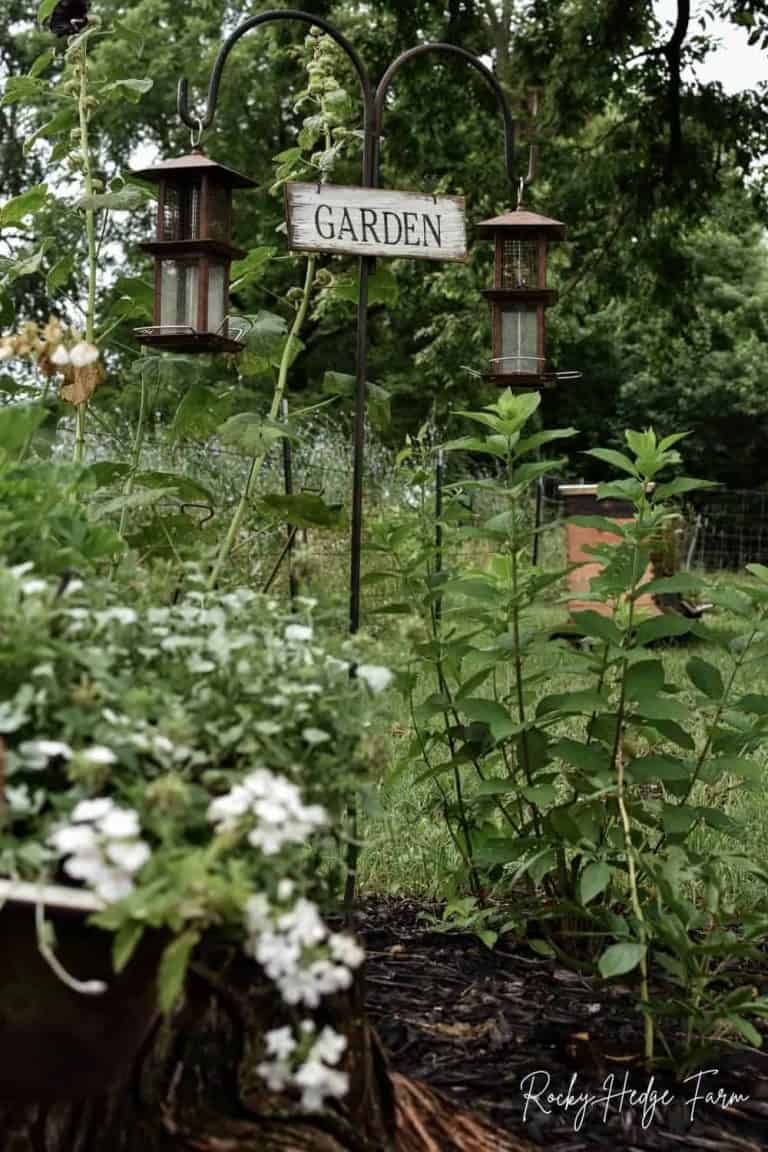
[1,0,767,481]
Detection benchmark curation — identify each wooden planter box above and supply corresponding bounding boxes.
[558,484,662,619]
[0,881,162,1102]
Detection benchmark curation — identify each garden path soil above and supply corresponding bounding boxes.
[360,897,768,1152]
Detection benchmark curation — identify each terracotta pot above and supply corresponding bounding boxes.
[0,881,162,1102]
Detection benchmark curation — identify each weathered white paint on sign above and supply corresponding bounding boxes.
[285,182,467,262]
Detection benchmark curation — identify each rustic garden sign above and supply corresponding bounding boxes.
[285,182,467,261]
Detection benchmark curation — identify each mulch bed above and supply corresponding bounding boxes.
[359,897,768,1151]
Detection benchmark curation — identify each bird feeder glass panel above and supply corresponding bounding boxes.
[206,261,227,331]
[159,260,199,329]
[500,304,538,374]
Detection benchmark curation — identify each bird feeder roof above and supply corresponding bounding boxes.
[132,150,256,189]
[476,208,566,239]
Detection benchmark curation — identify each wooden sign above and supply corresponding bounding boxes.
[284,182,467,262]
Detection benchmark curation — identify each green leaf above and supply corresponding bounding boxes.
[241,310,289,372]
[47,254,74,293]
[662,804,699,836]
[259,492,344,530]
[640,717,695,750]
[522,781,557,808]
[529,939,556,958]
[571,610,623,646]
[746,564,768,585]
[625,659,665,697]
[86,460,130,486]
[633,615,691,646]
[231,246,276,290]
[567,515,627,535]
[635,573,705,598]
[514,428,578,456]
[476,929,498,949]
[113,921,145,974]
[217,413,290,455]
[738,693,768,715]
[157,930,199,1015]
[461,698,515,740]
[6,243,50,282]
[37,0,59,22]
[579,861,611,905]
[102,78,154,102]
[0,185,47,228]
[628,756,692,783]
[29,48,55,78]
[133,470,214,504]
[729,1016,763,1048]
[1,76,44,107]
[653,477,718,501]
[94,487,175,518]
[686,657,724,701]
[0,404,46,460]
[551,738,610,777]
[585,448,639,476]
[598,941,646,979]
[536,689,609,717]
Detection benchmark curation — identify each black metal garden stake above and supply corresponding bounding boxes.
[144,10,517,634]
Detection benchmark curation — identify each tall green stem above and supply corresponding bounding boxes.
[610,502,653,1063]
[73,40,97,465]
[208,256,316,590]
[117,364,148,542]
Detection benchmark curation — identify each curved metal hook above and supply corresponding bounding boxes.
[177,9,374,179]
[372,43,515,190]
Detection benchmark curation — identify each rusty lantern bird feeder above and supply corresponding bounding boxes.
[477,206,567,389]
[133,151,255,353]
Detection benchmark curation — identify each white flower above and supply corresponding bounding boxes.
[106,840,150,874]
[49,344,70,366]
[328,933,365,969]
[256,1059,292,1093]
[63,851,108,883]
[50,824,98,854]
[61,578,84,597]
[295,1058,349,1112]
[311,1026,347,1066]
[21,579,48,597]
[98,607,137,627]
[356,664,393,693]
[19,739,72,761]
[6,784,33,812]
[152,735,174,754]
[93,869,134,903]
[208,785,252,827]
[72,797,115,823]
[302,727,330,746]
[69,340,99,368]
[277,879,295,901]
[265,1026,296,1061]
[99,807,140,840]
[285,624,313,643]
[81,745,117,766]
[10,562,34,578]
[245,893,272,936]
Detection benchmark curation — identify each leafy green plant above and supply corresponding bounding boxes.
[381,390,768,1067]
[0,546,391,1105]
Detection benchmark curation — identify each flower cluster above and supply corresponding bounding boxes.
[258,1021,349,1112]
[207,768,327,856]
[244,890,364,1110]
[0,318,103,405]
[49,797,151,903]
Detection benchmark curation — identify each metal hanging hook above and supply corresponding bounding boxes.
[190,117,204,150]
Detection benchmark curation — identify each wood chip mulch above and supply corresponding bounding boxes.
[359,897,768,1151]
